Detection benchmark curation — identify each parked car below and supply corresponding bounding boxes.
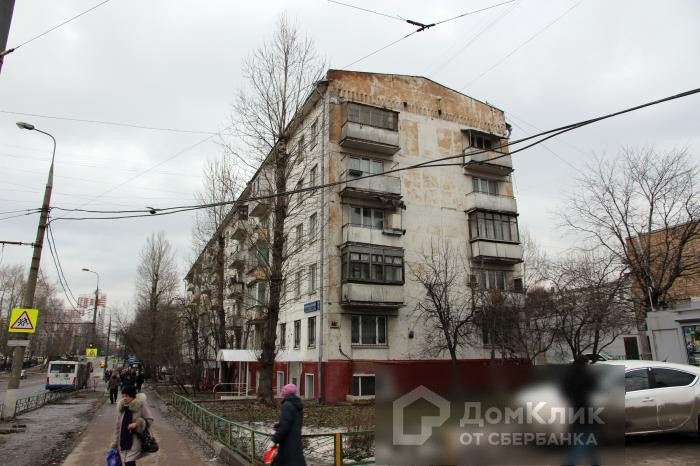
[600,360,700,435]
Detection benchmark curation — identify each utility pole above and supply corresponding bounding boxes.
[2,122,55,419]
[82,268,100,346]
[0,0,15,75]
[104,313,111,369]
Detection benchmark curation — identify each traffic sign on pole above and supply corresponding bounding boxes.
[8,308,38,333]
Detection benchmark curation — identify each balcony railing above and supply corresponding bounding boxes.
[341,282,404,309]
[470,239,523,264]
[342,223,404,248]
[339,120,400,154]
[340,170,401,199]
[249,190,272,217]
[463,149,513,175]
[465,192,517,214]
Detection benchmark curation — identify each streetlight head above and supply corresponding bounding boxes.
[16,122,35,131]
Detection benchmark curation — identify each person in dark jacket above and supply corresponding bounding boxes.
[108,373,120,404]
[272,384,306,466]
[136,372,145,392]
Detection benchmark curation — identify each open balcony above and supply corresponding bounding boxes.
[463,149,513,175]
[231,222,248,241]
[227,281,244,300]
[340,283,404,309]
[470,240,523,264]
[249,190,272,217]
[342,224,404,248]
[339,121,399,155]
[340,170,401,200]
[465,192,517,214]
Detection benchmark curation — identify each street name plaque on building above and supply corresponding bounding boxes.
[303,300,320,313]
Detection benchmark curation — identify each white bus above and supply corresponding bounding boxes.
[46,360,89,391]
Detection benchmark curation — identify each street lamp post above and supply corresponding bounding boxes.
[81,268,100,346]
[2,122,56,419]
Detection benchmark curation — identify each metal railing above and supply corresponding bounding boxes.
[172,393,375,465]
[14,387,80,416]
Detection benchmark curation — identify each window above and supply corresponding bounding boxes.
[352,375,376,396]
[309,213,317,241]
[276,372,285,395]
[350,206,384,229]
[476,270,509,290]
[347,103,398,131]
[342,245,404,284]
[469,211,519,242]
[308,263,317,293]
[310,164,318,187]
[308,316,316,347]
[295,223,304,246]
[473,177,498,195]
[652,368,696,388]
[295,270,302,298]
[625,369,650,392]
[351,315,387,345]
[293,320,301,348]
[470,133,495,150]
[297,135,305,157]
[281,278,287,300]
[310,119,318,147]
[304,373,314,399]
[279,323,286,349]
[349,156,383,176]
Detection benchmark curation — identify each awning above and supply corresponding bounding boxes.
[216,349,304,362]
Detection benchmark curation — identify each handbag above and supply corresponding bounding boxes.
[263,444,278,464]
[106,448,122,466]
[136,427,159,453]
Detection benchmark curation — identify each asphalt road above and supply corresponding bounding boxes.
[625,432,700,465]
[0,367,48,405]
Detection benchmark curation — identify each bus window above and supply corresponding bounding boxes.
[50,363,76,373]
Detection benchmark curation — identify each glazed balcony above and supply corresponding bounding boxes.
[340,121,400,155]
[340,283,404,309]
[470,240,523,264]
[464,192,517,214]
[463,149,513,175]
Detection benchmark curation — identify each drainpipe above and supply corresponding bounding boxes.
[317,86,327,403]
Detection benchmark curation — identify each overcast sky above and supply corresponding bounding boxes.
[1,0,698,318]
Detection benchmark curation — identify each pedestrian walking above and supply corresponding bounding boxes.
[108,373,120,404]
[271,384,306,466]
[136,371,144,392]
[111,384,154,466]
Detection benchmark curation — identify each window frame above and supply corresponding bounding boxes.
[651,368,697,389]
[308,263,317,293]
[469,211,520,242]
[293,320,301,349]
[310,119,318,148]
[309,212,318,242]
[350,205,385,229]
[349,156,384,176]
[294,270,302,298]
[346,102,398,131]
[351,314,388,346]
[310,164,318,187]
[473,177,499,195]
[625,368,651,392]
[308,316,316,348]
[341,245,404,285]
[352,374,376,397]
[279,323,286,349]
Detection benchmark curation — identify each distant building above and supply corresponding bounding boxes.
[186,70,524,401]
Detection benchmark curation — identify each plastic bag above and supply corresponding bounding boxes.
[107,448,122,466]
[263,444,278,464]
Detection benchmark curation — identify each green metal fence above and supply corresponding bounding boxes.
[14,387,80,416]
[172,393,375,465]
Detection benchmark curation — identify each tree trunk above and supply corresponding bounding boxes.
[257,143,289,405]
[216,234,231,383]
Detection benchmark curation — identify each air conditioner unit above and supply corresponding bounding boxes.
[348,168,363,177]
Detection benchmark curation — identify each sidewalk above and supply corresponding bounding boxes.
[63,387,212,465]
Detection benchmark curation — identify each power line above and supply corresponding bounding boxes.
[326,0,405,23]
[45,222,80,311]
[340,0,515,69]
[0,110,227,135]
[1,0,113,58]
[46,86,700,223]
[0,210,41,222]
[425,0,520,77]
[76,134,216,208]
[462,0,585,89]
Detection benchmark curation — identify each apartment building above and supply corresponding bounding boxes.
[185,70,523,402]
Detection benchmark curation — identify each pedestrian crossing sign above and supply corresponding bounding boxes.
[8,308,38,333]
[86,347,98,358]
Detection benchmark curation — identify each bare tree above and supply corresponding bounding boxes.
[409,240,476,364]
[0,264,25,367]
[218,14,324,404]
[132,231,180,377]
[561,147,699,313]
[548,251,635,360]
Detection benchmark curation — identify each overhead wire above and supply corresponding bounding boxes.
[45,222,80,311]
[0,110,228,135]
[45,86,700,223]
[1,0,113,58]
[462,0,585,89]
